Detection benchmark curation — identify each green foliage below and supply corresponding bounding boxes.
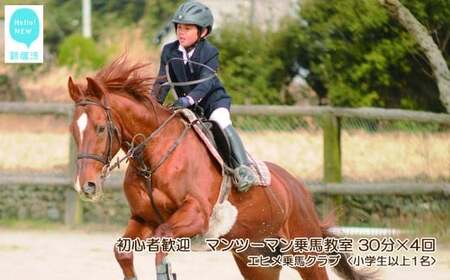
[277,0,449,112]
[204,0,450,109]
[0,0,44,18]
[210,23,291,104]
[44,0,82,53]
[58,34,107,72]
[142,0,184,43]
[44,0,150,52]
[402,0,450,55]
[90,0,148,41]
[42,0,183,56]
[144,0,183,30]
[91,0,146,24]
[0,74,25,101]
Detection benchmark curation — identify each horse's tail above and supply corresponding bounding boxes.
[320,216,378,280]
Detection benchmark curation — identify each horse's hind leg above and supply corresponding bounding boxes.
[114,217,153,280]
[232,252,282,280]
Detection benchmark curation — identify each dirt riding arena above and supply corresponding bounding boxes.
[0,229,449,280]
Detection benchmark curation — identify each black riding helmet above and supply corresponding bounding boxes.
[172,1,214,36]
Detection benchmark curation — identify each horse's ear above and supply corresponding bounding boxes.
[68,76,82,102]
[86,77,105,99]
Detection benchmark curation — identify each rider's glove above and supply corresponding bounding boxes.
[173,96,194,109]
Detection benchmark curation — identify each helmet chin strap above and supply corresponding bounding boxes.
[186,30,204,52]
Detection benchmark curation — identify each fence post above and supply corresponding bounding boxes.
[64,111,83,226]
[323,113,342,183]
[321,112,343,217]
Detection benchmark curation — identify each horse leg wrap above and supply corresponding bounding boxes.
[124,277,137,280]
[156,259,177,280]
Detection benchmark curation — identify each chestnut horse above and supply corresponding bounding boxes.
[68,57,372,280]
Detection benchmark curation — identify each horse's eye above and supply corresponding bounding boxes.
[96,125,106,134]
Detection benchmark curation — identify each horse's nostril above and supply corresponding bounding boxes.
[83,182,96,195]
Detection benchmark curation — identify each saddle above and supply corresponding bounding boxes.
[178,109,271,194]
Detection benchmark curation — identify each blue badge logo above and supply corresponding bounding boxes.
[9,8,40,48]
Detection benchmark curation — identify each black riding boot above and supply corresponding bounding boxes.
[223,125,257,192]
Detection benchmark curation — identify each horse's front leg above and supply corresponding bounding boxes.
[114,217,153,280]
[153,195,210,278]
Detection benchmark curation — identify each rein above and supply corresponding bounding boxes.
[127,112,194,179]
[161,57,217,88]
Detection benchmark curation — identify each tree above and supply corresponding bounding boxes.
[210,23,290,105]
[278,0,449,112]
[378,0,450,112]
[143,1,184,33]
[45,0,150,53]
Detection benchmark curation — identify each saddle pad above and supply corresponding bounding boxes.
[248,154,271,187]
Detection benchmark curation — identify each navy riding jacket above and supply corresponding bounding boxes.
[152,39,231,118]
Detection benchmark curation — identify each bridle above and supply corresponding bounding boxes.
[75,96,121,177]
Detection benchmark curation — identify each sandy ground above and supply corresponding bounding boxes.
[0,229,449,280]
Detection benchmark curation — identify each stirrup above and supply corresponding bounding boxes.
[233,165,257,192]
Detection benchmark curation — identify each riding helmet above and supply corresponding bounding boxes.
[172,1,214,34]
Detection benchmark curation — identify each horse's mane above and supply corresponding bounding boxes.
[94,54,159,110]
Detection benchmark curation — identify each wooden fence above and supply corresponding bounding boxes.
[1,102,449,225]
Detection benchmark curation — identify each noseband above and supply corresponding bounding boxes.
[75,97,121,175]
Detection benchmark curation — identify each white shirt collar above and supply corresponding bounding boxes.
[178,44,195,64]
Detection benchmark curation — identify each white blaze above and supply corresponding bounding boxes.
[77,113,88,144]
[75,113,87,193]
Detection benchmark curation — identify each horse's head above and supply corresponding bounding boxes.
[68,76,122,202]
